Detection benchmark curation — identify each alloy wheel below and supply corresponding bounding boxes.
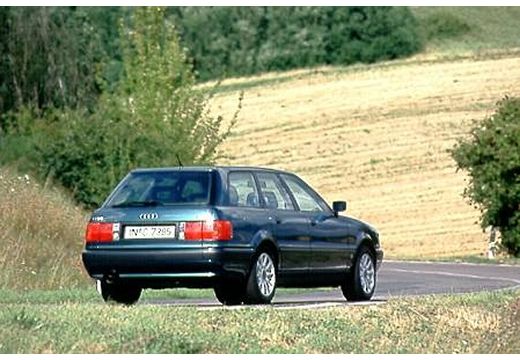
[255,253,276,297]
[359,252,375,294]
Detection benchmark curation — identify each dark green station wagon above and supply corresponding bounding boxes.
[82,166,383,305]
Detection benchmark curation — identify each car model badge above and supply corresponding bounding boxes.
[139,213,159,220]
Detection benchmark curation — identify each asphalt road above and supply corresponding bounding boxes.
[146,260,520,309]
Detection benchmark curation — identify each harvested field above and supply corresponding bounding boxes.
[212,52,520,258]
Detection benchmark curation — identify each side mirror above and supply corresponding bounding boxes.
[332,201,347,217]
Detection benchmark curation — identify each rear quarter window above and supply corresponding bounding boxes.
[228,172,260,207]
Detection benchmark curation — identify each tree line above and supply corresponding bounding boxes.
[0,6,422,206]
[0,6,421,117]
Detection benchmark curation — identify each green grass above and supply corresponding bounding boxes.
[413,7,520,53]
[0,290,518,353]
[0,288,214,305]
[0,287,332,305]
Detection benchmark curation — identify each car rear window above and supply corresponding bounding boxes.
[106,171,211,207]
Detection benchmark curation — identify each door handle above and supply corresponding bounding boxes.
[310,219,317,226]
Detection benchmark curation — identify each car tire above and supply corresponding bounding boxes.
[214,281,246,305]
[341,245,376,301]
[245,251,277,304]
[99,280,142,305]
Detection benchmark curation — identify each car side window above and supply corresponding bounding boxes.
[228,172,260,207]
[281,175,326,212]
[256,172,295,210]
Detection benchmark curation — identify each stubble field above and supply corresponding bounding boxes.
[212,50,520,259]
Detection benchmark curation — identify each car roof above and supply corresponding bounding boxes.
[131,166,293,175]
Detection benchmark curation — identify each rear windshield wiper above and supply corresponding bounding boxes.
[110,200,163,208]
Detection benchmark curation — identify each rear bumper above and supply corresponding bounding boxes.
[82,245,254,288]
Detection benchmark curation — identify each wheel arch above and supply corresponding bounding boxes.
[356,234,377,260]
[255,239,279,269]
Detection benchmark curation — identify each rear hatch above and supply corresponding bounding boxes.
[88,206,218,250]
[86,168,221,251]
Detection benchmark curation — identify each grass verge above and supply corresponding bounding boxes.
[0,289,518,353]
[0,167,89,290]
[0,287,330,305]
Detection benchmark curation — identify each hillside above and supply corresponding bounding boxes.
[0,168,88,289]
[211,50,520,259]
[2,7,520,291]
[413,7,520,54]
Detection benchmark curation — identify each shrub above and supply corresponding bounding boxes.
[451,97,520,256]
[324,7,422,65]
[2,7,239,208]
[173,7,422,80]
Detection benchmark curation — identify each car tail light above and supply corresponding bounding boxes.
[184,222,202,240]
[85,222,115,243]
[184,220,233,241]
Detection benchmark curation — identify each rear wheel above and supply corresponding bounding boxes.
[245,251,277,304]
[98,280,142,305]
[214,281,246,305]
[341,246,376,301]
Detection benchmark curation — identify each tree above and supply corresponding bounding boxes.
[170,6,422,81]
[37,7,240,206]
[0,7,109,115]
[451,97,520,256]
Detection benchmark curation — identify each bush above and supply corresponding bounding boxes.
[173,7,422,80]
[451,97,520,256]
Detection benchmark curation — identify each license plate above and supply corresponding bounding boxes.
[124,225,176,239]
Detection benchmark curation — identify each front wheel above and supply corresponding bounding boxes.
[341,246,376,301]
[98,280,142,305]
[245,252,277,304]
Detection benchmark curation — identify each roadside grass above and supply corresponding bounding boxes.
[0,290,518,353]
[0,167,89,290]
[0,288,211,305]
[0,287,332,305]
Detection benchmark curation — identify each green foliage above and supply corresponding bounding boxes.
[173,7,422,80]
[36,8,238,207]
[421,11,471,40]
[0,6,418,206]
[451,97,520,256]
[0,7,123,117]
[0,6,421,115]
